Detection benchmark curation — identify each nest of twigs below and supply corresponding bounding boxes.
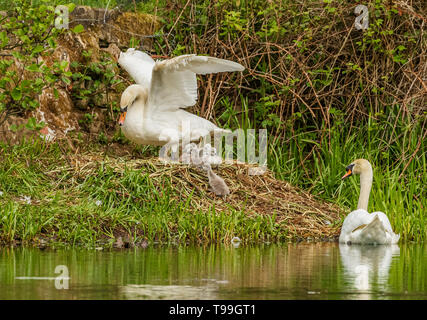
[69,152,343,240]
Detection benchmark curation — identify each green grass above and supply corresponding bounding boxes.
[0,138,281,246]
[270,114,426,242]
[217,97,426,242]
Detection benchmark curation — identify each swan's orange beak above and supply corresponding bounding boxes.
[341,169,352,180]
[118,110,127,126]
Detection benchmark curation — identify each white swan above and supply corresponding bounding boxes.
[339,159,400,245]
[117,48,244,151]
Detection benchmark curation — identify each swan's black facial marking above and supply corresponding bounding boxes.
[345,163,355,172]
[342,163,355,180]
[118,106,128,126]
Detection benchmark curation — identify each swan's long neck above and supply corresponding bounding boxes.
[127,98,145,121]
[357,164,373,211]
[124,88,148,127]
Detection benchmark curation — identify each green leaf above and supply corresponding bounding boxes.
[72,24,84,34]
[29,100,39,108]
[47,38,56,48]
[19,34,30,43]
[34,78,44,86]
[32,45,44,55]
[12,51,23,60]
[11,88,22,101]
[66,3,76,13]
[25,117,37,130]
[61,76,71,85]
[60,60,69,70]
[21,79,32,87]
[0,31,8,48]
[10,124,18,132]
[26,64,40,72]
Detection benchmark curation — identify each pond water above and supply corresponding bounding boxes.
[0,242,425,300]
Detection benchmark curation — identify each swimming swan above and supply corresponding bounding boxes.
[117,49,244,151]
[339,159,400,245]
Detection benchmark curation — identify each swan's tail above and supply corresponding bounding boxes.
[390,232,400,244]
[359,214,387,244]
[357,214,400,244]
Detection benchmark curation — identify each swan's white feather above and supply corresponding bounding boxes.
[149,69,197,112]
[149,54,244,113]
[117,50,243,148]
[118,48,155,88]
[339,209,400,245]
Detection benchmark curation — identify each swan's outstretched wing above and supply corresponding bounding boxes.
[148,54,244,113]
[118,48,155,88]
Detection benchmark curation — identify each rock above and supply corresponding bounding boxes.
[70,6,121,29]
[68,6,160,53]
[34,87,79,135]
[138,240,149,248]
[102,43,121,61]
[114,236,124,248]
[113,11,160,48]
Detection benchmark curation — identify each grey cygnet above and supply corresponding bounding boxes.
[202,163,230,197]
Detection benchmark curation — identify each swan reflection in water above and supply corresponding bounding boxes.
[339,243,400,298]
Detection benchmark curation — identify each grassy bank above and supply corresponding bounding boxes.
[0,116,424,246]
[0,0,425,245]
[0,137,344,247]
[0,139,273,246]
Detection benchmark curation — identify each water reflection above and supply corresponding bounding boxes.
[339,244,400,298]
[0,243,425,299]
[121,284,219,299]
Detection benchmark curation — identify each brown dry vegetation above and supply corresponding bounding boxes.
[153,0,426,128]
[58,147,342,241]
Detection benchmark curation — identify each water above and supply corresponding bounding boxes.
[0,243,425,299]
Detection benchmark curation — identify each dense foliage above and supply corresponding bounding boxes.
[0,0,78,126]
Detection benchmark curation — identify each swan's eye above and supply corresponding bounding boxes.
[341,164,354,180]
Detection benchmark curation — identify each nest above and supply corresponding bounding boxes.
[66,151,344,240]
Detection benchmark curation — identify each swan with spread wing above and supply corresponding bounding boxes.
[117,49,244,152]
